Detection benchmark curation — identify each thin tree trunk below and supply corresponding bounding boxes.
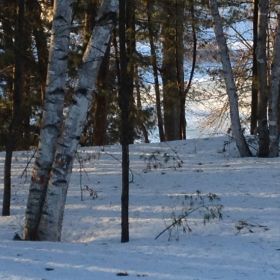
[209,0,251,157]
[135,66,149,143]
[119,0,130,243]
[83,1,108,147]
[84,1,98,43]
[22,74,32,149]
[92,93,108,145]
[3,144,13,216]
[146,0,165,142]
[256,0,269,157]
[3,0,25,216]
[24,0,74,240]
[175,0,185,140]
[125,0,135,145]
[268,13,280,157]
[27,0,48,103]
[181,0,197,139]
[36,0,118,241]
[1,1,15,216]
[251,0,259,135]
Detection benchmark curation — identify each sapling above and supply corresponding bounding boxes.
[155,191,223,240]
[140,149,183,172]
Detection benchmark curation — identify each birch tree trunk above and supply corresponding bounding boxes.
[37,0,118,241]
[209,0,251,157]
[269,13,280,157]
[24,0,74,240]
[256,0,269,157]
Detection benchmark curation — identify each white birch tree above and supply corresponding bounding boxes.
[36,0,118,241]
[209,0,252,157]
[24,0,74,240]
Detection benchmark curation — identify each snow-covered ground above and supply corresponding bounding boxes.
[0,137,279,280]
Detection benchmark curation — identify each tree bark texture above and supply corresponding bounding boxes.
[36,0,118,241]
[119,0,130,243]
[146,0,165,142]
[135,66,150,143]
[124,0,135,145]
[161,0,184,141]
[28,0,49,103]
[209,0,251,157]
[175,1,185,140]
[3,0,26,216]
[24,0,74,240]
[256,0,269,157]
[93,44,111,146]
[251,0,259,135]
[181,0,197,139]
[268,13,280,157]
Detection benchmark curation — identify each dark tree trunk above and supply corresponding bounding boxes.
[33,37,48,101]
[146,0,165,142]
[161,0,184,141]
[93,44,111,146]
[268,13,280,157]
[175,0,185,140]
[83,1,98,43]
[22,74,32,149]
[251,0,258,135]
[2,0,26,216]
[119,0,130,243]
[125,0,135,145]
[27,0,48,103]
[93,94,108,146]
[181,0,197,139]
[2,0,25,216]
[1,2,14,215]
[256,0,269,157]
[135,66,150,143]
[3,144,13,216]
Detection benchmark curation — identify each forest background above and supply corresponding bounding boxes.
[0,0,280,241]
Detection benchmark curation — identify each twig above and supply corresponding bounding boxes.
[102,150,134,183]
[76,152,92,201]
[155,205,205,240]
[20,148,37,180]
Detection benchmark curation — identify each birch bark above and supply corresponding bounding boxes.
[37,0,118,241]
[24,0,74,240]
[209,0,251,157]
[269,13,280,157]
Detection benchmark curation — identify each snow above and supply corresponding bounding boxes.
[0,136,279,279]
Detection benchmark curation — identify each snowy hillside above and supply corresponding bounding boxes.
[0,137,279,280]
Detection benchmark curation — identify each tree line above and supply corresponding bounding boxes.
[0,0,280,241]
